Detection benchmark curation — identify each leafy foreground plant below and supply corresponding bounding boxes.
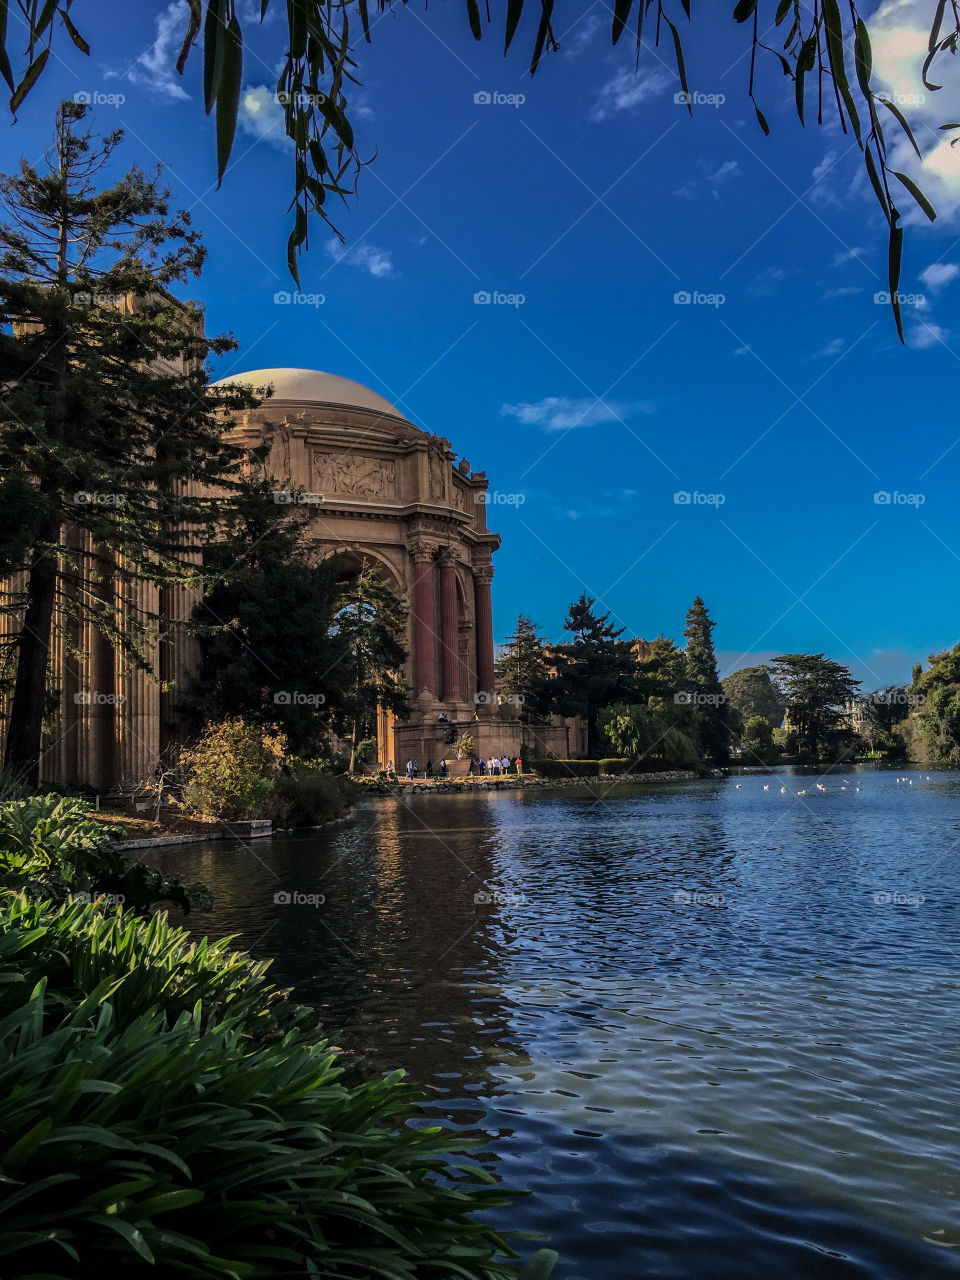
[0,894,557,1279]
[0,794,211,912]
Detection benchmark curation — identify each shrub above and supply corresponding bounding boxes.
[180,718,286,821]
[456,732,476,760]
[354,736,378,764]
[596,758,632,775]
[268,764,357,828]
[0,793,211,912]
[528,759,601,778]
[0,892,557,1280]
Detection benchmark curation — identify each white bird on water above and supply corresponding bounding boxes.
[735,784,741,789]
[780,786,790,794]
[797,789,807,796]
[762,784,770,791]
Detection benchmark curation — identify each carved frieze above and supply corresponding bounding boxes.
[313,452,396,499]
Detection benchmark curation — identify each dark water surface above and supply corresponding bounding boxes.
[150,768,960,1278]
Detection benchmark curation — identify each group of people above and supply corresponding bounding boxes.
[395,756,524,780]
[467,755,522,776]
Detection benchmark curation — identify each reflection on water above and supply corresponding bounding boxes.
[150,769,960,1279]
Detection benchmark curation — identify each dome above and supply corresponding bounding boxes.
[212,367,400,416]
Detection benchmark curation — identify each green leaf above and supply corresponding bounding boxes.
[664,16,689,107]
[0,0,14,92]
[822,0,862,146]
[863,146,890,220]
[505,0,524,53]
[176,0,202,75]
[755,105,770,135]
[287,204,307,285]
[203,0,227,115]
[888,223,904,343]
[892,169,936,222]
[879,97,922,158]
[215,16,243,186]
[9,48,49,115]
[612,0,632,44]
[518,1250,559,1280]
[60,12,90,56]
[733,0,758,23]
[853,17,872,98]
[466,0,482,40]
[358,0,370,42]
[88,1213,156,1263]
[774,0,792,23]
[795,36,816,126]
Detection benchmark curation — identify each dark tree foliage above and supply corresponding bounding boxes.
[494,613,552,723]
[0,102,258,784]
[768,652,861,760]
[682,596,731,765]
[722,664,786,729]
[552,594,639,754]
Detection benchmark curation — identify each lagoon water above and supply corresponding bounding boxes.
[152,768,960,1279]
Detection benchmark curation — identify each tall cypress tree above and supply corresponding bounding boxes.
[553,594,638,754]
[494,613,551,722]
[0,102,258,784]
[682,596,731,764]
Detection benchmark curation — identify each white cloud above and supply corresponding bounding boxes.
[907,320,950,348]
[823,285,863,298]
[919,262,960,289]
[831,246,868,267]
[238,85,287,146]
[119,2,190,100]
[748,265,789,297]
[807,337,845,360]
[500,396,655,430]
[326,237,395,278]
[590,66,673,122]
[563,12,605,57]
[711,160,741,184]
[870,0,960,224]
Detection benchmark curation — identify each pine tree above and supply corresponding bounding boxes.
[768,653,861,760]
[0,102,258,784]
[182,478,350,755]
[682,596,731,764]
[331,564,409,771]
[553,594,638,753]
[494,614,551,722]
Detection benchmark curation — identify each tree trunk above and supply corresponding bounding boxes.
[3,527,59,786]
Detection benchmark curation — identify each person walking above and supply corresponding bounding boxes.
[425,759,433,777]
[478,757,486,776]
[413,759,419,778]
[489,755,499,776]
[405,760,413,779]
[439,758,448,778]
[502,755,510,774]
[515,756,522,775]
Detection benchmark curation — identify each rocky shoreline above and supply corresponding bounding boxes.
[367,769,698,795]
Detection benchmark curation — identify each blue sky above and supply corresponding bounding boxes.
[7,1,960,689]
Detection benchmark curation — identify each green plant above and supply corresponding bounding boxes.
[180,719,286,821]
[0,892,557,1279]
[596,758,632,776]
[0,794,211,912]
[354,736,378,764]
[268,765,356,829]
[455,733,476,760]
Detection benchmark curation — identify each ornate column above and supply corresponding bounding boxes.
[473,564,496,701]
[438,549,461,702]
[410,542,437,696]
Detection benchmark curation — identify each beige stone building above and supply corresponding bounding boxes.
[2,367,580,789]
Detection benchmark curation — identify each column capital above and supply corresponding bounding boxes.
[473,562,494,586]
[438,545,459,567]
[408,540,437,564]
